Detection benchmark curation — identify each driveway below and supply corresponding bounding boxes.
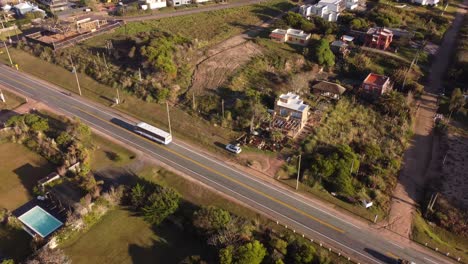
[387,0,468,238]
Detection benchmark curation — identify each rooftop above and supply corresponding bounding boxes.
[342,35,354,42]
[277,92,309,112]
[319,0,342,4]
[331,40,347,48]
[367,27,393,36]
[363,73,390,86]
[312,81,346,94]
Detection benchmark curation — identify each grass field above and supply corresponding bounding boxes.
[0,142,54,210]
[138,166,267,222]
[0,89,26,111]
[0,225,32,261]
[87,0,293,48]
[61,209,209,264]
[0,49,239,156]
[90,135,136,171]
[412,213,468,262]
[281,179,386,223]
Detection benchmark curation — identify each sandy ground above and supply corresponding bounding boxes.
[386,94,438,238]
[190,36,263,94]
[439,126,468,209]
[386,0,468,239]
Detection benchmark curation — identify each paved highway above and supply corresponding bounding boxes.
[0,65,455,264]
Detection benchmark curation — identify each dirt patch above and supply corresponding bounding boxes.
[189,35,263,94]
[439,126,468,209]
[386,93,438,238]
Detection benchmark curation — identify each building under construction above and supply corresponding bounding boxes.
[25,17,123,50]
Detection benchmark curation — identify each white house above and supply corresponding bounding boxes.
[270,28,311,46]
[411,0,439,5]
[141,0,166,9]
[345,0,358,9]
[299,0,357,22]
[12,2,45,16]
[172,0,191,6]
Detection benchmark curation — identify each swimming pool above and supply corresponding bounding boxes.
[18,206,63,238]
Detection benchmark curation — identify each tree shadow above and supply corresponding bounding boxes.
[13,163,52,197]
[363,248,398,264]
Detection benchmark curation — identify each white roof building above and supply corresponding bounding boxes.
[299,0,357,22]
[411,0,439,5]
[276,92,309,113]
[270,28,311,46]
[140,0,166,9]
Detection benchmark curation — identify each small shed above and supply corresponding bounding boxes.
[312,81,346,100]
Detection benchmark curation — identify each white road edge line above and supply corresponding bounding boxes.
[389,241,404,249]
[173,140,363,229]
[7,68,363,230]
[58,106,384,264]
[0,79,34,96]
[424,257,439,264]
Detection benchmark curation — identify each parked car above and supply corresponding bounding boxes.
[225,144,242,154]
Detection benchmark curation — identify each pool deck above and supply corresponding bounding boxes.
[13,199,68,236]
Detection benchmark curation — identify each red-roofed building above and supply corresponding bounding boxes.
[360,73,392,96]
[364,27,393,50]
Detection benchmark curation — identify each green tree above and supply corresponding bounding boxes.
[312,40,335,67]
[233,240,267,264]
[1,259,15,264]
[377,91,410,120]
[142,186,180,225]
[193,206,231,234]
[309,144,359,196]
[449,88,465,117]
[269,237,288,255]
[130,183,147,210]
[219,246,234,264]
[287,239,316,264]
[56,132,72,148]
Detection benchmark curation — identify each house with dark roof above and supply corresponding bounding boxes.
[312,81,346,100]
[360,73,392,96]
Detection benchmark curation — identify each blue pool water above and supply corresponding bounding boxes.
[18,206,63,238]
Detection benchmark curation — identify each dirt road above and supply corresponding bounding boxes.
[387,0,468,238]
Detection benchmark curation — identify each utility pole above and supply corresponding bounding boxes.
[221,99,225,119]
[192,93,196,110]
[138,68,142,82]
[115,88,120,104]
[296,154,301,190]
[2,40,13,67]
[0,89,5,103]
[70,56,82,96]
[166,101,172,136]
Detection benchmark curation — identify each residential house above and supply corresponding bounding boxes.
[345,0,358,9]
[172,0,192,6]
[140,0,166,9]
[411,0,439,5]
[272,92,310,137]
[12,2,45,16]
[39,0,68,12]
[364,27,393,50]
[270,28,311,46]
[360,73,392,96]
[299,0,355,22]
[330,40,349,56]
[312,81,346,100]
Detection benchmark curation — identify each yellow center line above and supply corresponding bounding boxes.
[386,251,398,259]
[73,106,345,234]
[1,70,345,234]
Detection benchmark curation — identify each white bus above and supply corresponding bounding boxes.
[134,122,172,145]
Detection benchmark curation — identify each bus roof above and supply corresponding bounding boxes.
[136,122,171,138]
